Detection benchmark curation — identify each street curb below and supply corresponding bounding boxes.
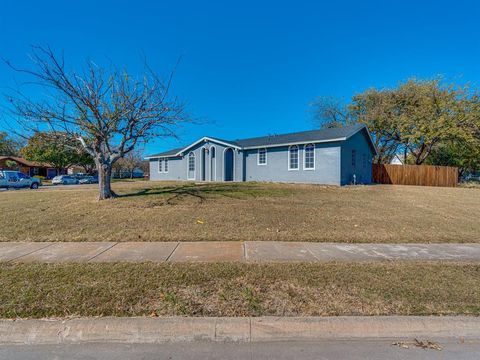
[1,316,479,345]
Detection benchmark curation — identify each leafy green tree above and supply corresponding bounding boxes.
[312,78,478,165]
[426,140,479,177]
[21,132,93,173]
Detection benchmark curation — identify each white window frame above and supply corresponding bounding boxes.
[257,148,267,165]
[157,158,169,173]
[288,145,299,171]
[164,158,169,173]
[303,143,315,170]
[187,152,195,180]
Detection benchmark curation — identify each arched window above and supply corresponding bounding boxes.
[304,144,315,170]
[288,145,299,170]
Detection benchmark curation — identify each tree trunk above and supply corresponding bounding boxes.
[97,162,116,200]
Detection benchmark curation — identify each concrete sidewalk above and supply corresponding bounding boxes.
[1,242,480,263]
[1,316,479,345]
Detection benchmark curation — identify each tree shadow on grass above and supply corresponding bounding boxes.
[117,183,255,204]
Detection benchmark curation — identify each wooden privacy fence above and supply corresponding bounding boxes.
[372,164,458,187]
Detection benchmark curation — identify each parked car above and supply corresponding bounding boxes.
[73,173,87,179]
[51,175,79,185]
[78,176,98,184]
[462,173,480,182]
[0,170,42,189]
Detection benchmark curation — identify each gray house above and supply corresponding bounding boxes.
[146,124,377,186]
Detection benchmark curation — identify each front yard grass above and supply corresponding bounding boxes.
[0,262,478,318]
[0,181,479,243]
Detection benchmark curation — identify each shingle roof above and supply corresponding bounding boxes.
[147,147,185,158]
[0,156,52,168]
[146,124,372,158]
[231,124,365,148]
[207,136,240,147]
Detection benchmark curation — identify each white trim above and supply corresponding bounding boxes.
[257,148,267,165]
[242,137,347,150]
[145,124,378,158]
[157,158,163,173]
[174,137,241,157]
[145,155,175,160]
[223,147,235,181]
[187,152,196,180]
[303,143,315,170]
[288,145,300,171]
[157,157,169,173]
[210,146,216,181]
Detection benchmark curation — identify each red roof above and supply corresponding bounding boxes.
[0,156,53,168]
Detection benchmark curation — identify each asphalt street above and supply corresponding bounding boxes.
[1,340,479,360]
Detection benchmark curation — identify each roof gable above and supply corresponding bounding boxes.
[145,137,241,158]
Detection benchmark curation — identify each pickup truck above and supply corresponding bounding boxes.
[0,170,41,189]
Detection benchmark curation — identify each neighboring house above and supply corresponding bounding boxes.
[0,156,66,179]
[146,124,377,186]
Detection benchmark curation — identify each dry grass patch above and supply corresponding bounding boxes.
[0,181,479,243]
[0,262,478,318]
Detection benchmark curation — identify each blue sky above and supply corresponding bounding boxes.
[1,0,479,155]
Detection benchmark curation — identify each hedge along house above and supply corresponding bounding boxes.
[146,124,377,186]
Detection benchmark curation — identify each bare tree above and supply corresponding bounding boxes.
[310,96,350,128]
[4,46,186,199]
[113,149,144,178]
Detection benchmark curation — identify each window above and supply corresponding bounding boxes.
[158,158,169,173]
[288,145,299,170]
[362,154,367,169]
[351,150,356,168]
[304,144,315,170]
[188,152,195,172]
[258,148,267,165]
